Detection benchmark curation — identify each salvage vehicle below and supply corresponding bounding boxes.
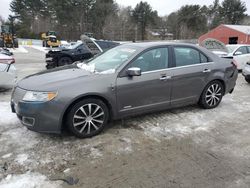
[226,44,250,70]
[242,62,250,83]
[11,42,238,138]
[45,42,93,69]
[45,36,120,69]
[0,53,16,89]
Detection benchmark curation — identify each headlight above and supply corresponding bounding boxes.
[23,91,57,102]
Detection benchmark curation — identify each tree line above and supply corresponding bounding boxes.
[3,0,249,41]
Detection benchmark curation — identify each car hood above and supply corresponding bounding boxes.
[17,64,92,91]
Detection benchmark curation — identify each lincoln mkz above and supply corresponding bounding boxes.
[11,42,238,138]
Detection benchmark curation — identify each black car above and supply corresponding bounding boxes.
[45,42,93,69]
[45,40,120,69]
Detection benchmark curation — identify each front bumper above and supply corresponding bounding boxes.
[11,87,63,134]
[45,54,56,63]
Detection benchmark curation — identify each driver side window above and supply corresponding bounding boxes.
[129,47,169,72]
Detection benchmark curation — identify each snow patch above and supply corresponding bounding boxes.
[0,172,62,188]
[1,153,12,159]
[29,46,49,53]
[15,154,29,165]
[90,148,103,159]
[142,111,213,141]
[0,102,19,128]
[9,46,28,53]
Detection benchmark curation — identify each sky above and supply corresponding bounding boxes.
[1,0,250,19]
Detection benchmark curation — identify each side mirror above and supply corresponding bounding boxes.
[234,51,243,56]
[127,67,141,77]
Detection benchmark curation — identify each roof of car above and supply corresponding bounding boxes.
[122,41,198,49]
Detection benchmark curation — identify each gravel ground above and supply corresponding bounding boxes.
[0,47,250,188]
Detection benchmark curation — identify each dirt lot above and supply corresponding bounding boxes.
[0,46,250,188]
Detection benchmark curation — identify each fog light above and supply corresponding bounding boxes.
[22,117,35,127]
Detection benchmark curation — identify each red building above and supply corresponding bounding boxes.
[199,24,250,45]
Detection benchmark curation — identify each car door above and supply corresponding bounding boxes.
[233,46,248,69]
[170,46,214,107]
[116,47,172,117]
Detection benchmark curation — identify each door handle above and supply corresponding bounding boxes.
[160,76,171,81]
[203,69,211,73]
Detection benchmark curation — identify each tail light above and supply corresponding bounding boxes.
[0,59,15,64]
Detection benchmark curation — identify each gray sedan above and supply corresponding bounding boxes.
[11,42,238,138]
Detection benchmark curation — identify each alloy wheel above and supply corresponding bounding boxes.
[205,83,223,107]
[73,103,105,135]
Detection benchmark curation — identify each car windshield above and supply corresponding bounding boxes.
[227,45,238,53]
[77,45,139,74]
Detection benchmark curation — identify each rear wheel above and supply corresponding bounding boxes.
[58,57,73,66]
[6,43,13,48]
[66,98,109,138]
[45,41,49,47]
[14,39,18,48]
[199,80,224,109]
[0,39,4,47]
[245,77,250,83]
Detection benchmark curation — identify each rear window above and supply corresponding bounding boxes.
[227,45,238,53]
[174,47,208,67]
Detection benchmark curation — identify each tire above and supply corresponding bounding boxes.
[45,41,49,47]
[6,43,13,48]
[66,98,109,138]
[199,80,224,109]
[245,77,250,83]
[0,39,4,47]
[58,57,73,66]
[14,39,18,48]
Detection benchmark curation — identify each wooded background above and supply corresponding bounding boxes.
[1,0,249,41]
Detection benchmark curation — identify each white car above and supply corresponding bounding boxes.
[242,62,250,83]
[0,53,17,89]
[226,44,250,70]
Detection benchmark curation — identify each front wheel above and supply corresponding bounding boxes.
[66,99,109,138]
[199,80,224,109]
